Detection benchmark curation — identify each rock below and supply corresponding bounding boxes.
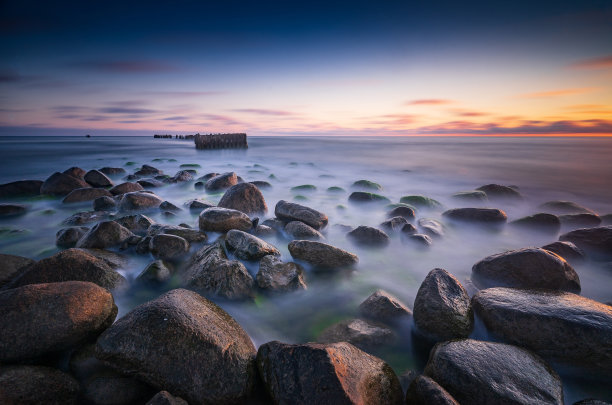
[288,240,358,269]
[56,226,89,248]
[41,172,90,196]
[403,233,432,247]
[76,220,134,249]
[476,184,523,200]
[413,268,473,341]
[540,200,595,215]
[442,207,507,224]
[5,248,126,290]
[573,400,612,405]
[225,229,280,260]
[136,236,151,254]
[285,220,324,240]
[136,260,173,284]
[218,182,267,214]
[347,226,390,247]
[110,182,144,196]
[146,391,189,405]
[0,281,117,362]
[254,224,276,237]
[147,224,207,242]
[69,343,106,382]
[472,247,580,292]
[359,289,412,325]
[0,365,80,405]
[541,241,586,263]
[256,341,403,405]
[165,170,193,183]
[401,223,417,234]
[256,255,307,292]
[84,169,114,187]
[380,216,409,232]
[64,166,86,178]
[452,190,488,201]
[0,253,35,288]
[405,375,459,405]
[119,191,163,211]
[186,199,214,210]
[399,370,418,394]
[63,210,108,225]
[63,187,112,203]
[160,201,181,212]
[135,164,162,176]
[198,172,219,181]
[424,339,563,405]
[183,241,254,300]
[100,167,126,176]
[250,180,272,189]
[510,213,561,233]
[93,196,117,211]
[560,213,602,229]
[274,200,328,229]
[82,371,155,405]
[149,234,189,260]
[198,207,252,233]
[262,217,287,231]
[348,191,390,203]
[318,318,397,350]
[205,172,238,191]
[388,205,416,219]
[417,218,444,237]
[472,288,612,373]
[96,289,257,404]
[138,178,165,188]
[351,179,382,191]
[559,226,612,261]
[0,180,42,197]
[80,248,129,269]
[0,203,26,216]
[115,214,155,235]
[399,195,442,209]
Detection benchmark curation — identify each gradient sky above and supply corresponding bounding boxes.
[1,0,611,136]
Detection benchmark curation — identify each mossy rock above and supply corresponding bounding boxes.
[39,209,56,216]
[352,180,383,191]
[291,185,317,192]
[336,205,346,211]
[180,163,201,168]
[268,174,278,180]
[386,203,418,212]
[327,186,346,193]
[349,192,390,203]
[294,195,309,201]
[125,161,137,166]
[168,159,178,162]
[152,158,164,162]
[399,195,441,209]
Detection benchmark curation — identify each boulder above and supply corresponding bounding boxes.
[165,170,193,183]
[256,255,307,292]
[183,241,254,300]
[82,371,155,405]
[403,233,432,247]
[63,166,86,178]
[476,184,522,200]
[138,178,165,188]
[541,241,585,263]
[560,213,602,229]
[198,172,219,181]
[317,318,396,350]
[250,180,272,189]
[472,288,612,373]
[401,223,417,235]
[84,169,114,187]
[100,167,126,176]
[0,180,42,197]
[261,217,287,232]
[149,234,190,260]
[41,172,90,196]
[380,216,409,232]
[255,224,276,237]
[115,214,155,235]
[76,220,134,249]
[540,200,595,215]
[347,226,390,247]
[110,182,144,196]
[198,207,252,233]
[134,165,162,176]
[225,229,280,260]
[218,182,267,214]
[256,341,403,405]
[351,179,382,191]
[559,226,612,261]
[5,248,126,290]
[424,339,563,405]
[359,289,412,325]
[63,187,112,203]
[93,196,117,211]
[119,192,163,211]
[472,247,581,292]
[452,190,488,202]
[0,281,117,362]
[63,210,108,225]
[413,268,473,341]
[348,191,390,203]
[0,253,35,288]
[275,200,328,229]
[399,195,442,209]
[146,391,189,405]
[418,218,444,237]
[205,172,238,191]
[186,199,214,210]
[442,208,507,224]
[405,375,459,405]
[510,213,561,233]
[160,201,181,212]
[147,224,207,242]
[0,203,26,216]
[0,365,80,405]
[136,260,173,284]
[288,240,358,269]
[387,206,415,219]
[285,220,324,240]
[96,289,257,404]
[56,226,89,248]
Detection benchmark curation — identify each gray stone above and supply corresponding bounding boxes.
[443,207,507,224]
[380,216,409,232]
[225,229,280,260]
[149,234,190,260]
[119,191,163,211]
[359,289,412,325]
[559,226,612,261]
[165,170,193,183]
[0,203,26,216]
[205,172,238,191]
[541,241,586,263]
[288,240,358,269]
[100,167,126,176]
[418,218,444,237]
[63,210,108,225]
[476,184,523,200]
[218,182,268,214]
[134,165,162,176]
[110,182,144,196]
[510,213,561,233]
[256,255,306,292]
[115,214,155,235]
[285,220,324,240]
[452,190,488,201]
[275,200,328,229]
[93,196,117,211]
[0,365,80,405]
[76,220,134,249]
[136,260,173,284]
[387,206,415,219]
[560,213,602,229]
[146,391,189,405]
[198,207,252,233]
[0,180,42,197]
[317,318,397,350]
[348,191,390,203]
[405,375,459,405]
[540,200,595,215]
[82,370,155,405]
[56,226,89,248]
[84,169,114,187]
[63,187,112,203]
[347,226,390,247]
[147,224,207,242]
[0,253,35,288]
[403,233,432,247]
[41,172,90,196]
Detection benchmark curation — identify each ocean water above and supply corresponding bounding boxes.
[1,135,611,402]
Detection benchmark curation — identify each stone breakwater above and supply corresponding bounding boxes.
[0,161,611,404]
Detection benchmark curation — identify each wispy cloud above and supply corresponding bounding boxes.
[405,99,454,106]
[569,55,612,70]
[141,90,225,97]
[69,60,179,73]
[97,107,157,114]
[519,87,597,98]
[231,108,295,116]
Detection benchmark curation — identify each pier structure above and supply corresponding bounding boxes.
[194,133,248,149]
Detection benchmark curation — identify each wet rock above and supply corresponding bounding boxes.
[0,253,35,288]
[146,391,189,405]
[473,287,612,373]
[136,260,173,284]
[93,196,117,211]
[442,207,507,224]
[147,224,207,242]
[250,180,272,189]
[205,172,238,191]
[115,214,155,235]
[81,248,129,269]
[403,233,432,247]
[110,182,144,196]
[560,213,602,229]
[417,218,444,237]
[0,180,42,197]
[348,191,390,203]
[399,370,418,394]
[64,166,86,178]
[0,365,80,405]
[160,201,180,212]
[225,229,280,260]
[285,220,324,240]
[399,195,442,209]
[256,341,403,405]
[559,226,612,261]
[327,186,345,193]
[165,170,193,183]
[405,375,459,405]
[401,223,417,235]
[40,172,91,196]
[76,220,134,249]
[388,205,416,220]
[275,200,328,229]
[256,255,307,292]
[425,339,563,405]
[183,241,254,299]
[288,240,359,269]
[510,213,561,233]
[119,191,163,211]
[380,216,409,232]
[351,179,382,191]
[135,164,162,176]
[5,248,126,289]
[262,217,287,232]
[198,172,219,181]
[573,400,612,405]
[63,187,112,203]
[254,224,276,237]
[318,318,397,350]
[540,200,595,215]
[136,236,151,254]
[100,167,126,176]
[56,226,89,248]
[476,184,523,200]
[0,281,117,362]
[82,371,155,405]
[0,203,26,216]
[218,182,268,215]
[139,178,165,188]
[452,190,488,201]
[84,169,114,188]
[63,210,108,225]
[472,247,581,292]
[542,241,586,263]
[149,234,189,260]
[96,289,257,404]
[347,225,390,247]
[413,268,473,341]
[186,199,214,210]
[359,289,412,325]
[198,207,252,233]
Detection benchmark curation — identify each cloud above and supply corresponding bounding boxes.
[201,114,242,126]
[231,108,295,116]
[161,116,190,121]
[97,107,156,114]
[0,70,22,83]
[569,55,612,70]
[414,119,612,135]
[142,91,225,97]
[519,87,597,98]
[69,60,179,73]
[405,99,454,106]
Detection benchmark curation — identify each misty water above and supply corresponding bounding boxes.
[1,135,611,402]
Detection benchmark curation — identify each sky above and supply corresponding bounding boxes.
[1,0,611,136]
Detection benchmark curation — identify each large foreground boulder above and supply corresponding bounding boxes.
[0,281,117,362]
[0,365,80,405]
[256,341,403,405]
[559,226,612,261]
[96,289,257,405]
[0,180,42,197]
[288,240,358,269]
[472,288,612,374]
[76,220,134,249]
[40,172,90,196]
[225,229,280,260]
[443,208,507,224]
[218,182,267,214]
[275,200,328,229]
[471,247,581,292]
[424,339,563,405]
[198,207,252,233]
[0,253,35,288]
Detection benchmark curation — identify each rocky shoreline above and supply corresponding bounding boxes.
[0,163,611,404]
